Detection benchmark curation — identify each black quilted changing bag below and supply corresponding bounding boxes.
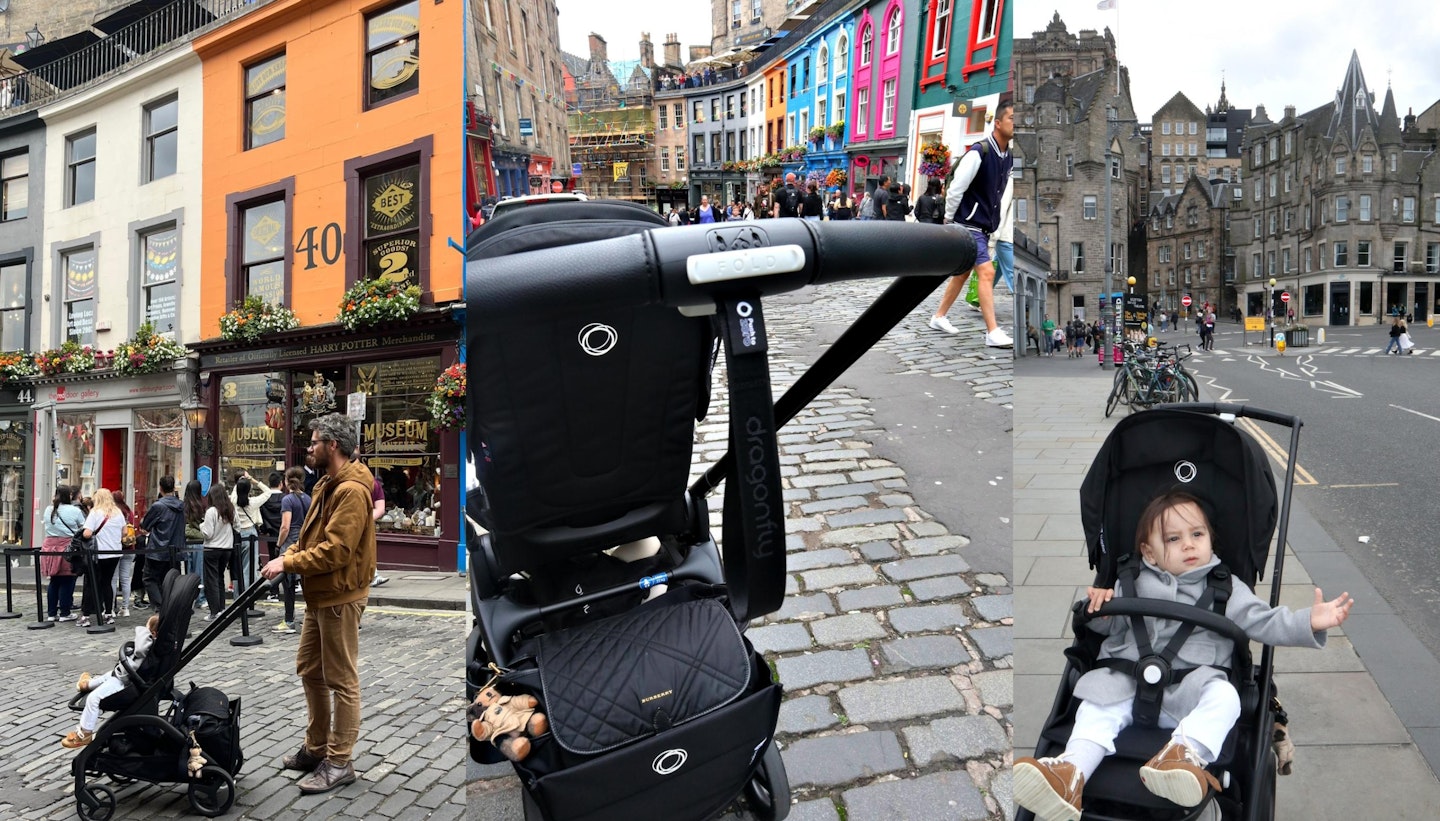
[504,590,782,821]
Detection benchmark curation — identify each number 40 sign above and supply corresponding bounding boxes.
[295,223,343,270]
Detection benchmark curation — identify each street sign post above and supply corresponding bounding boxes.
[1280,291,1291,303]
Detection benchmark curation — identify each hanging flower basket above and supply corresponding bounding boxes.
[113,321,189,376]
[337,278,422,331]
[826,121,846,140]
[808,126,827,145]
[824,168,848,189]
[919,140,952,178]
[33,341,97,376]
[426,362,466,430]
[220,295,301,343]
[0,351,37,381]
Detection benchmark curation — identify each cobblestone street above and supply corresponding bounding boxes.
[0,604,468,820]
[469,279,1016,821]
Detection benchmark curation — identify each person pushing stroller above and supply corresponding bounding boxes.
[1014,491,1354,821]
[64,614,162,748]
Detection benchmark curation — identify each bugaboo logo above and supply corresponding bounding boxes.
[736,301,758,347]
[744,416,777,558]
[652,748,688,775]
[1174,460,1198,483]
[578,323,618,356]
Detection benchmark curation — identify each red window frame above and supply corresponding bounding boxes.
[962,0,1006,81]
[920,0,953,90]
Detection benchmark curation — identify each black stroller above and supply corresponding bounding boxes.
[1021,403,1305,821]
[465,201,975,820]
[67,570,257,820]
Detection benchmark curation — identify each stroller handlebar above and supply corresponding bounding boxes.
[466,220,976,321]
[1165,402,1302,430]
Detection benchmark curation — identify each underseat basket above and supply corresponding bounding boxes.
[500,591,782,821]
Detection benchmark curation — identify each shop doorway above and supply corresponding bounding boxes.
[100,428,128,499]
[1415,283,1429,323]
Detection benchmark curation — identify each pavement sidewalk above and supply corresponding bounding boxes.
[1012,357,1440,820]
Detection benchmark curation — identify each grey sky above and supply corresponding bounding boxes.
[1018,1,1440,124]
[555,1,714,63]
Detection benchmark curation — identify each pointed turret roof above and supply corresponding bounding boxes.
[1326,51,1380,145]
[1379,85,1402,143]
[1215,78,1230,113]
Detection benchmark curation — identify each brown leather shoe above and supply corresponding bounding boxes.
[1013,756,1084,821]
[297,760,357,795]
[281,745,324,772]
[1140,739,1223,807]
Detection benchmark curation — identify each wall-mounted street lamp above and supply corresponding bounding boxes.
[26,24,43,49]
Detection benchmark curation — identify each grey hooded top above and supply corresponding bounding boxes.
[1074,554,1325,722]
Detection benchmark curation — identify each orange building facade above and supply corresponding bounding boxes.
[192,0,465,570]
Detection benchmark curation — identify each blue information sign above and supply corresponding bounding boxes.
[572,163,583,177]
[197,465,212,496]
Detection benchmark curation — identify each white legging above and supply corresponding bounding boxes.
[80,673,129,733]
[1067,678,1242,779]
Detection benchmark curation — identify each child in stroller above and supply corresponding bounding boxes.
[64,614,162,748]
[1015,491,1354,821]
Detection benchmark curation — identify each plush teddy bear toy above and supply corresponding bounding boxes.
[468,686,549,761]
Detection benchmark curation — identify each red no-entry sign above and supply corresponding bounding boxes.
[1181,295,1192,307]
[1280,291,1291,303]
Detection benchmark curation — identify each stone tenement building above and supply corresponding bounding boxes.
[709,0,811,56]
[0,0,131,48]
[1013,58,1145,323]
[1146,174,1242,317]
[1231,52,1440,327]
[1013,12,1115,125]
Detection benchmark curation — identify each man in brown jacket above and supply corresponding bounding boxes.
[261,413,376,795]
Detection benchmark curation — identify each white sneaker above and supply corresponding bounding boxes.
[928,315,960,335]
[984,328,1014,348]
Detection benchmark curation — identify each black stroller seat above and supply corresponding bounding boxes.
[466,201,976,821]
[1023,404,1304,821]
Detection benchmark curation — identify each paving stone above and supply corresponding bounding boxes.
[906,521,951,537]
[837,585,905,611]
[747,622,813,654]
[972,594,1013,622]
[784,799,841,821]
[819,524,901,546]
[902,715,1010,767]
[971,669,1014,707]
[899,535,972,556]
[774,649,875,690]
[770,593,835,621]
[810,613,888,646]
[777,694,840,734]
[841,768,990,820]
[908,575,974,601]
[800,564,879,590]
[814,482,882,499]
[879,635,972,672]
[837,676,966,723]
[799,496,869,515]
[970,626,1014,660]
[786,548,854,571]
[859,541,900,562]
[888,604,970,634]
[850,467,905,482]
[790,474,848,488]
[827,508,909,528]
[782,730,907,788]
[883,554,972,582]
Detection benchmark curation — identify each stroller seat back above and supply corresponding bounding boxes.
[469,201,713,574]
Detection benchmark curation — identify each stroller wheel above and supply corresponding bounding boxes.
[744,740,791,821]
[76,784,116,821]
[187,765,236,818]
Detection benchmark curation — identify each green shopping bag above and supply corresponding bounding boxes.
[964,270,980,307]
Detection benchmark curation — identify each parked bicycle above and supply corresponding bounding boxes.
[1105,341,1198,417]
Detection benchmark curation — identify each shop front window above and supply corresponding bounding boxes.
[132,409,183,521]
[220,372,291,483]
[56,413,97,497]
[0,419,26,545]
[362,161,421,286]
[352,356,442,537]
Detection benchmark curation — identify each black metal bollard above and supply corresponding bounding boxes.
[27,548,54,630]
[230,534,262,647]
[1,547,22,619]
[244,534,264,620]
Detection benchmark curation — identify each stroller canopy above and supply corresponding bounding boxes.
[1079,408,1278,589]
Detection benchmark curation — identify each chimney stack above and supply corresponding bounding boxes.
[639,32,654,69]
[1284,105,1296,120]
[588,34,608,65]
[663,33,680,68]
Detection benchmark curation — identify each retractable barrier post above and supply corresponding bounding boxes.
[27,548,54,630]
[1,547,22,619]
[230,534,262,647]
[244,534,264,620]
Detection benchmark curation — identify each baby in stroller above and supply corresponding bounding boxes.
[64,614,162,749]
[1014,490,1354,821]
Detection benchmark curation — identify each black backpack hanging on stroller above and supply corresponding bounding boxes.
[1020,403,1304,821]
[465,201,975,821]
